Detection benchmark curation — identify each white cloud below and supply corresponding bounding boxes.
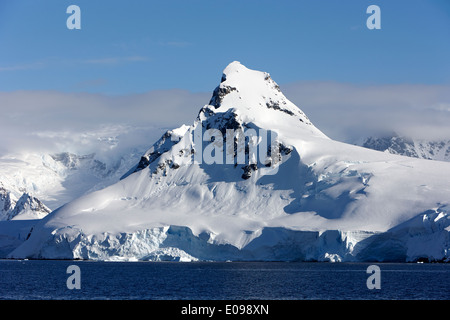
[0,89,209,158]
[1,81,449,161]
[281,81,450,142]
[0,61,45,72]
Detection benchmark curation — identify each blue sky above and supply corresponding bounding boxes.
[0,0,450,157]
[1,0,449,94]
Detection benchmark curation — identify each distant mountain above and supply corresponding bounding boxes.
[0,185,50,221]
[0,149,145,212]
[362,133,450,162]
[8,62,450,262]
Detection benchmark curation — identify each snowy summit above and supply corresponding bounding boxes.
[9,61,450,262]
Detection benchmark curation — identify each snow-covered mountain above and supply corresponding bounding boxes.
[0,187,51,221]
[0,183,50,254]
[361,133,450,162]
[0,149,146,255]
[0,173,52,222]
[0,149,145,212]
[8,61,450,262]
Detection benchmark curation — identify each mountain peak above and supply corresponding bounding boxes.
[218,61,280,99]
[222,60,247,76]
[205,62,326,139]
[125,62,327,180]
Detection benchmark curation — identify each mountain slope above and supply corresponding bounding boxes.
[10,62,450,262]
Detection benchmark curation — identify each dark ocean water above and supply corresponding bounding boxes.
[0,260,448,300]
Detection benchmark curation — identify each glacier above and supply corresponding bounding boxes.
[7,61,450,262]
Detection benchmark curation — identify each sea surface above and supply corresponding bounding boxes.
[0,260,448,300]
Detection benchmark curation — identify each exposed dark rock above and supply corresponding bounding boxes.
[265,98,295,116]
[241,163,258,180]
[133,130,182,174]
[7,193,51,220]
[209,85,237,109]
